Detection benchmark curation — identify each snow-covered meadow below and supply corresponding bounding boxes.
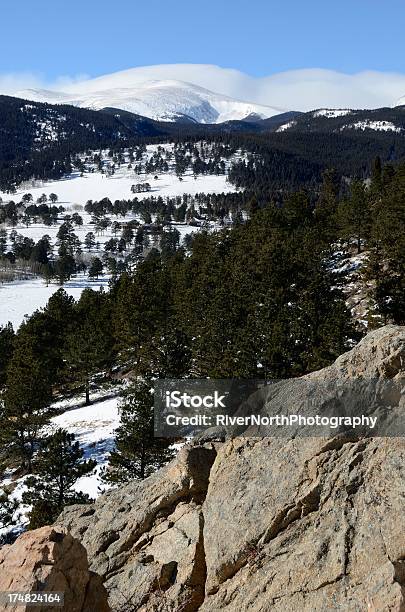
[0,143,239,328]
[0,274,110,331]
[2,165,233,211]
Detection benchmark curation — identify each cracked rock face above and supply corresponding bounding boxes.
[53,325,405,611]
[201,436,405,611]
[0,526,110,612]
[57,446,216,611]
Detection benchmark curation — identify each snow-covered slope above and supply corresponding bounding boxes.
[312,108,353,118]
[343,120,402,133]
[16,77,284,124]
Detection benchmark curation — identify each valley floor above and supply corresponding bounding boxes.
[0,143,238,328]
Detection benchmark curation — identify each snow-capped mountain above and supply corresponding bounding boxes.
[16,78,284,124]
[6,63,405,114]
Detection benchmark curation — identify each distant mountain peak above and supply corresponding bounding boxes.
[16,71,285,124]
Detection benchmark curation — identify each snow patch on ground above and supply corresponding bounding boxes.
[342,120,401,133]
[0,274,109,330]
[0,394,121,540]
[330,247,373,331]
[276,120,296,132]
[50,396,120,498]
[313,108,352,118]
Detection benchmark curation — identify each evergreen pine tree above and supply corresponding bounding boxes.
[247,196,259,217]
[88,257,103,279]
[64,289,114,404]
[309,168,338,244]
[2,334,52,471]
[20,289,76,388]
[54,243,76,284]
[104,380,174,484]
[0,323,14,388]
[84,232,96,252]
[368,165,405,324]
[338,180,371,254]
[112,253,168,368]
[22,429,96,528]
[370,156,383,199]
[139,327,192,378]
[0,489,18,541]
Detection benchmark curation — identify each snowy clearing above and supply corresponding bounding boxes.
[0,274,109,330]
[2,168,233,210]
[313,109,352,118]
[276,120,297,132]
[50,396,120,498]
[0,143,240,328]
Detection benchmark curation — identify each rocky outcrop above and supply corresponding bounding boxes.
[58,445,216,611]
[2,325,404,611]
[54,325,405,611]
[0,526,110,612]
[312,323,405,379]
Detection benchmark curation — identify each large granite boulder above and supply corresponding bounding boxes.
[0,526,109,612]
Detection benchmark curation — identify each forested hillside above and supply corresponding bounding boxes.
[3,95,405,192]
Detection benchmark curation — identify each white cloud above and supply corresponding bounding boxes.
[60,64,405,110]
[1,64,405,110]
[52,73,90,89]
[0,72,89,95]
[251,69,405,110]
[0,72,45,94]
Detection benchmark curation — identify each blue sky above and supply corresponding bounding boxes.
[2,0,405,80]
